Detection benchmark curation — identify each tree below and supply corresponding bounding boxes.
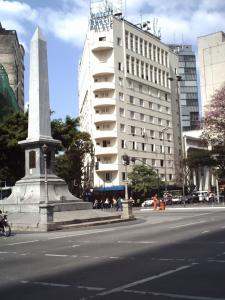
[128,165,160,198]
[52,116,93,197]
[202,84,225,144]
[0,112,28,185]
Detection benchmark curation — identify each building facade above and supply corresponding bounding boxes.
[79,11,180,190]
[169,44,199,131]
[0,23,25,111]
[198,31,225,116]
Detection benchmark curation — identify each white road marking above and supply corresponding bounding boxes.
[201,230,210,234]
[77,285,105,291]
[109,256,120,259]
[170,220,205,229]
[45,254,68,257]
[72,244,80,248]
[208,259,225,263]
[34,281,70,288]
[98,263,197,296]
[48,228,115,240]
[117,241,156,244]
[7,240,39,246]
[123,289,225,300]
[80,256,90,258]
[0,251,17,254]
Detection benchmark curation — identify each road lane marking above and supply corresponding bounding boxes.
[45,254,68,257]
[98,263,197,296]
[47,228,115,240]
[77,285,105,291]
[0,251,17,254]
[7,240,39,246]
[72,245,81,248]
[123,289,225,300]
[208,259,225,263]
[109,256,120,259]
[117,241,156,244]
[34,281,70,287]
[170,221,205,229]
[201,230,210,234]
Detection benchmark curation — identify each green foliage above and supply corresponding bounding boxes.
[184,149,215,169]
[128,165,160,197]
[52,116,93,197]
[0,112,28,185]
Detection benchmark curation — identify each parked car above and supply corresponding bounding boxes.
[192,191,210,202]
[141,198,154,207]
[171,195,183,204]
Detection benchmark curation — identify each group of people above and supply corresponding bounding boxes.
[93,197,123,211]
[153,194,166,210]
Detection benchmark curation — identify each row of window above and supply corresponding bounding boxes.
[127,95,171,113]
[127,79,170,101]
[125,30,169,67]
[121,139,172,154]
[126,55,170,88]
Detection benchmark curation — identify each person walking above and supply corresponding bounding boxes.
[153,193,158,210]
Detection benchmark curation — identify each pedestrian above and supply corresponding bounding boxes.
[112,197,117,208]
[153,193,158,210]
[116,197,123,211]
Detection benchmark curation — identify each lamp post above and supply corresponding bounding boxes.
[162,127,169,194]
[122,154,133,219]
[42,144,49,203]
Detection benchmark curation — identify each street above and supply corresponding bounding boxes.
[1,207,225,300]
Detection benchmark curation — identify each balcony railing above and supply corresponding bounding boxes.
[91,41,113,52]
[95,146,117,155]
[94,113,116,123]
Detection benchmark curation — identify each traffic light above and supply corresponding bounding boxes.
[122,154,130,165]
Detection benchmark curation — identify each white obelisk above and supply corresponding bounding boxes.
[1,27,92,214]
[27,27,53,142]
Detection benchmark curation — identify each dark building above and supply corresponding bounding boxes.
[0,23,25,111]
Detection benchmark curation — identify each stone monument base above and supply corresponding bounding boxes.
[0,175,92,213]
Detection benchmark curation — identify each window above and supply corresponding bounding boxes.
[140,39,143,55]
[150,130,154,138]
[149,43,152,59]
[159,132,163,140]
[131,126,135,135]
[132,141,137,150]
[117,37,122,46]
[131,57,135,74]
[168,146,171,154]
[120,124,125,132]
[99,36,106,41]
[142,143,145,151]
[167,120,170,127]
[125,31,129,48]
[135,36,138,52]
[128,79,133,89]
[119,92,124,101]
[158,104,161,111]
[160,160,164,167]
[140,113,144,121]
[149,116,154,123]
[130,34,134,51]
[121,139,126,148]
[140,98,144,107]
[130,111,135,119]
[129,95,134,104]
[158,118,162,125]
[141,128,145,137]
[136,59,140,77]
[139,84,143,93]
[150,144,155,152]
[154,67,157,83]
[120,108,125,117]
[119,77,123,86]
[152,159,156,166]
[105,172,111,181]
[153,45,156,61]
[118,62,122,71]
[167,133,171,141]
[122,172,126,181]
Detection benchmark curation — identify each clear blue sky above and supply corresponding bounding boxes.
[1,0,225,120]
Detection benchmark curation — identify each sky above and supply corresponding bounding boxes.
[1,0,225,120]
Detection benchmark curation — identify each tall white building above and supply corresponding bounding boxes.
[78,8,180,191]
[198,31,225,116]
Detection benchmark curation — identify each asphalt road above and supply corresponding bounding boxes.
[1,207,225,300]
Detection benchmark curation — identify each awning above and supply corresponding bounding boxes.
[95,186,125,191]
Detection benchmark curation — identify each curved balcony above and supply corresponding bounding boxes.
[95,146,117,156]
[91,41,113,52]
[93,81,115,92]
[94,113,116,123]
[92,66,114,77]
[96,162,118,172]
[93,97,116,108]
[94,130,117,139]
